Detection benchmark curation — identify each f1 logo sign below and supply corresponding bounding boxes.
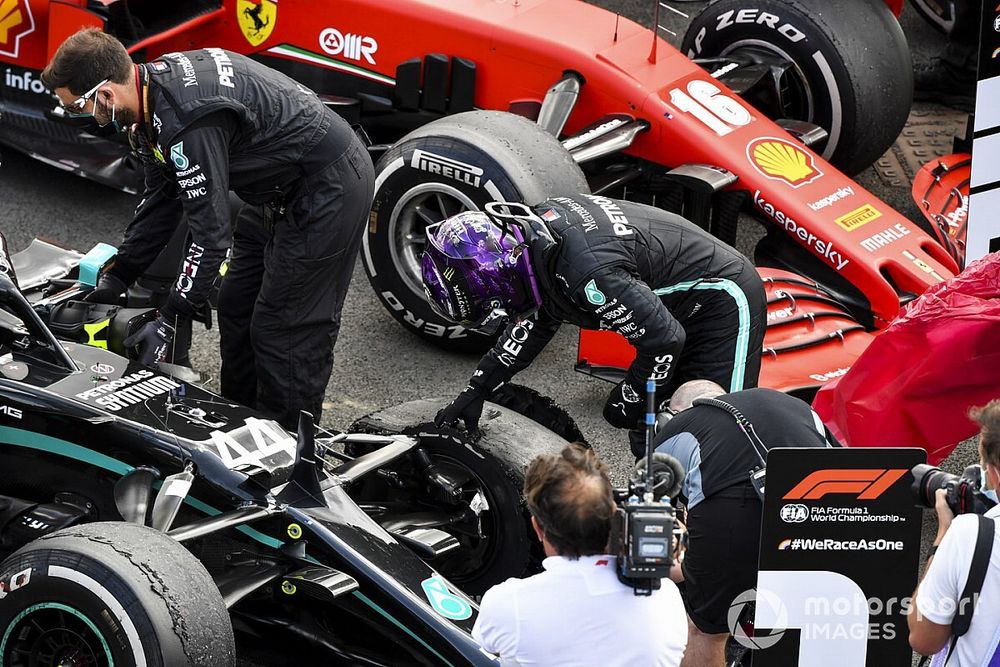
[783,469,908,501]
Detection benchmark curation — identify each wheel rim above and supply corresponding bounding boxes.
[1,603,113,667]
[720,41,815,125]
[387,183,478,299]
[428,454,503,582]
[359,447,507,585]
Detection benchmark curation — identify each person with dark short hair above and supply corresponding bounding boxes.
[651,381,836,667]
[42,29,374,429]
[472,443,688,666]
[909,400,1000,666]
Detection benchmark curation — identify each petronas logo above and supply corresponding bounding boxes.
[585,279,606,305]
[421,576,472,620]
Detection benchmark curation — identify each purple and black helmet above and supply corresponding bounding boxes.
[421,210,542,334]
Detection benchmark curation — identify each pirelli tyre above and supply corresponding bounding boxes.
[0,522,235,667]
[682,0,912,175]
[363,110,589,352]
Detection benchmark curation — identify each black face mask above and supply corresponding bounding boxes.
[62,112,123,138]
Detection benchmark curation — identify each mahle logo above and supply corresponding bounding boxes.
[746,137,822,188]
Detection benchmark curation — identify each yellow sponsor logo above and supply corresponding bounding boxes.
[0,0,34,58]
[746,137,823,188]
[237,0,276,47]
[83,319,111,350]
[835,204,882,232]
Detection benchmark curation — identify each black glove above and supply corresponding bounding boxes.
[602,379,644,429]
[434,385,486,432]
[84,273,127,304]
[123,316,175,368]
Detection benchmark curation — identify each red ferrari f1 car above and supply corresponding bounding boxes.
[0,0,960,400]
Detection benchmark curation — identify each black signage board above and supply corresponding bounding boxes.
[747,447,925,666]
[968,0,1000,259]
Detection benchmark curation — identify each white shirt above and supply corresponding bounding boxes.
[472,554,687,666]
[916,505,1000,666]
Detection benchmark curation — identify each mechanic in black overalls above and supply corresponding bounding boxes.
[43,28,375,429]
[421,194,767,444]
[650,380,836,666]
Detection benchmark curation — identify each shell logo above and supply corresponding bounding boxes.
[746,137,823,188]
[0,0,35,59]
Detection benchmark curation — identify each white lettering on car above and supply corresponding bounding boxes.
[93,376,182,411]
[207,417,296,469]
[859,223,911,252]
[319,27,378,65]
[753,191,850,271]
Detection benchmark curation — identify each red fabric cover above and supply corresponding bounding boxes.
[813,252,1000,464]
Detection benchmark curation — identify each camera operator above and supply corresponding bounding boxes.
[472,443,688,666]
[650,380,836,667]
[909,400,1000,665]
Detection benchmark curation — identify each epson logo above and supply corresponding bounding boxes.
[411,149,483,187]
[319,27,378,65]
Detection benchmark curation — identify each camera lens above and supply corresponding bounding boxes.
[910,464,953,508]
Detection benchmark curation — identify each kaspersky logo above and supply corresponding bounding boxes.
[747,137,823,188]
[783,469,908,501]
[0,0,35,59]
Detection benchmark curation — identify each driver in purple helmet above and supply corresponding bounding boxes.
[422,194,767,453]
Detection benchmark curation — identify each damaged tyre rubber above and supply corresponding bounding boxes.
[682,0,912,174]
[491,383,589,446]
[363,110,589,353]
[0,522,235,667]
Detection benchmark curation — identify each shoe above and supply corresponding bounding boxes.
[914,58,977,113]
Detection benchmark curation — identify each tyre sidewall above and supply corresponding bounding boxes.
[683,3,854,153]
[0,547,160,667]
[367,136,524,351]
[682,0,910,173]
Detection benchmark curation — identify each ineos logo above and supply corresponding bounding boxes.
[319,27,377,65]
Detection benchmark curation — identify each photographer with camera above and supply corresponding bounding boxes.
[472,443,688,666]
[650,380,836,667]
[909,400,1000,665]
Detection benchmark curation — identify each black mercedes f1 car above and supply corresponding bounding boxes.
[0,237,564,666]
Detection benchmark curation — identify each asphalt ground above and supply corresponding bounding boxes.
[0,1,975,477]
[0,2,982,662]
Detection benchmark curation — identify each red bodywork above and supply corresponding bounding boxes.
[4,0,952,397]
